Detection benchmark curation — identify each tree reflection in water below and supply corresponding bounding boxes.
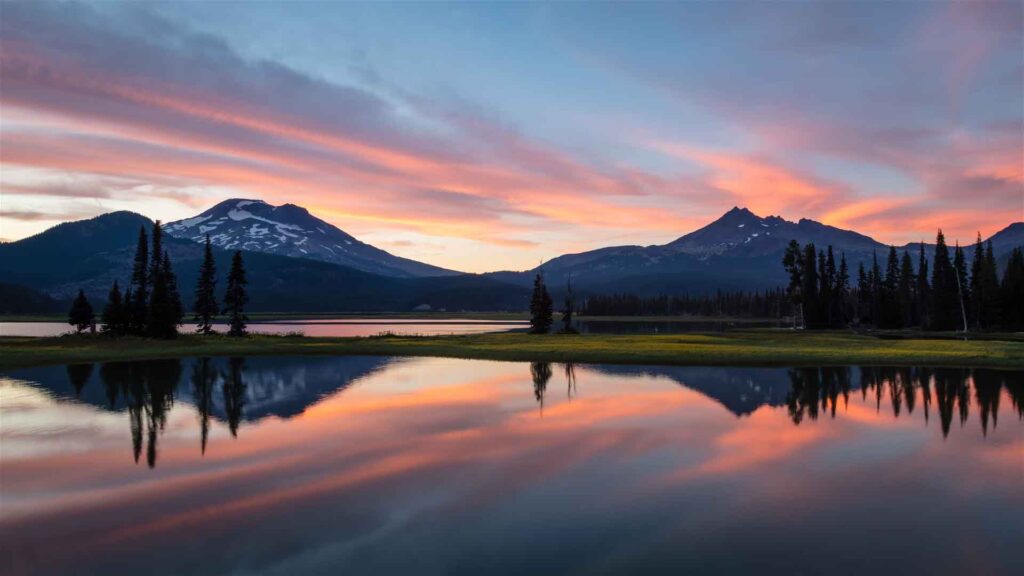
[785,366,1023,439]
[65,358,1024,469]
[530,362,552,415]
[222,357,247,438]
[564,362,577,399]
[191,357,216,455]
[97,359,182,467]
[65,363,93,397]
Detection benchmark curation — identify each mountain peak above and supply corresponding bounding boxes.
[165,199,458,278]
[725,206,755,217]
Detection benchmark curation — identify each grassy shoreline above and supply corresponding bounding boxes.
[2,331,1022,370]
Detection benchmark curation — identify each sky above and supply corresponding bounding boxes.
[0,1,1021,272]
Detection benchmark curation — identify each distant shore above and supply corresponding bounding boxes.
[2,331,1021,370]
[0,313,784,323]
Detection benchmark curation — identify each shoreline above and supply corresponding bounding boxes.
[2,331,1022,370]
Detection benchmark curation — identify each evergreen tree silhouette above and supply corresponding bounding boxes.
[528,272,553,334]
[836,252,850,326]
[193,234,218,334]
[1001,248,1024,330]
[101,281,127,336]
[560,278,577,333]
[68,289,94,333]
[953,242,969,331]
[929,230,957,330]
[129,225,149,334]
[223,251,249,337]
[782,240,805,328]
[882,246,900,328]
[915,242,930,327]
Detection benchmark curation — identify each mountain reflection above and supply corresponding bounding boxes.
[0,356,396,468]
[4,358,1021,470]
[3,356,1021,576]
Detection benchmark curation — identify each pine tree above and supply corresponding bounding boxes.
[782,240,805,328]
[856,262,870,325]
[163,251,183,334]
[193,234,218,334]
[1001,248,1024,330]
[149,221,163,288]
[529,272,553,334]
[981,241,1000,327]
[870,251,882,327]
[953,242,969,331]
[823,246,838,327]
[915,242,930,327]
[68,289,94,333]
[560,278,577,334]
[802,243,820,328]
[101,281,126,336]
[969,233,984,328]
[898,250,915,328]
[929,230,957,330]
[223,251,249,337]
[881,246,900,328]
[130,225,149,334]
[836,253,850,326]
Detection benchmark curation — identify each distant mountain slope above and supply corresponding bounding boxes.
[488,207,1023,296]
[986,222,1024,257]
[0,211,149,286]
[0,282,63,314]
[166,199,457,278]
[1,212,527,312]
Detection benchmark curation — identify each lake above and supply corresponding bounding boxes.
[1,357,1021,575]
[0,318,782,338]
[0,319,526,338]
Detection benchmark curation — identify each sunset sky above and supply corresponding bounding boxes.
[1,1,1021,272]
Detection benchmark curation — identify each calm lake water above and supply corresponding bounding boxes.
[1,357,1022,575]
[0,319,782,337]
[0,319,525,338]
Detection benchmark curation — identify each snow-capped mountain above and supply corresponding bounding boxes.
[165,199,457,278]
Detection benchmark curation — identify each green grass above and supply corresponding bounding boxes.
[2,331,1021,370]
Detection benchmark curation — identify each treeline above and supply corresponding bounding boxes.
[783,230,1024,331]
[69,223,250,338]
[578,289,792,318]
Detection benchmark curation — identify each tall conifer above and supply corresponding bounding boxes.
[529,272,554,334]
[223,251,249,337]
[953,243,969,331]
[916,242,930,327]
[101,281,126,336]
[929,230,957,330]
[69,289,95,333]
[130,225,149,333]
[193,235,218,334]
[898,250,914,328]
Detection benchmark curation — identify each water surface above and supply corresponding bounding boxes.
[0,319,524,338]
[1,357,1021,575]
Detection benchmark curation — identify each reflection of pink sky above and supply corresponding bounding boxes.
[1,360,1022,575]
